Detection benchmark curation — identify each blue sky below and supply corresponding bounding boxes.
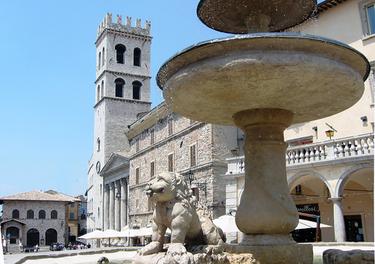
[0,1,325,198]
[0,1,229,198]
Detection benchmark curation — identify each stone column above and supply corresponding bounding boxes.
[233,109,298,238]
[109,182,115,230]
[115,181,120,231]
[103,184,109,230]
[225,109,312,264]
[330,197,347,242]
[120,178,127,229]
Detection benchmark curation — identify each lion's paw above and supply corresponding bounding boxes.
[137,241,162,256]
[205,244,224,254]
[167,242,187,256]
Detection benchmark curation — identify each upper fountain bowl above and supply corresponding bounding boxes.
[156,33,370,126]
[197,0,317,33]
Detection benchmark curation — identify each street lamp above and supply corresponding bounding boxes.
[187,169,194,186]
[325,130,334,139]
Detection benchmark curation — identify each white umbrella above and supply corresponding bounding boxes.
[119,229,140,238]
[213,214,240,233]
[78,230,103,240]
[295,219,332,230]
[95,229,122,247]
[95,229,121,239]
[137,227,153,237]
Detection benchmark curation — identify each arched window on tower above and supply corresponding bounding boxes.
[98,52,101,69]
[102,47,105,66]
[97,138,100,152]
[97,85,101,102]
[115,78,125,98]
[132,81,142,100]
[115,44,126,64]
[134,48,141,66]
[101,80,104,98]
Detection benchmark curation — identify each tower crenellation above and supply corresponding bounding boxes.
[97,13,151,38]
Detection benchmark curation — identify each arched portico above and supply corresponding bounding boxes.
[288,171,334,242]
[335,164,374,242]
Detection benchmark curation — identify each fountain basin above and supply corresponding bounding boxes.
[197,0,316,33]
[157,33,369,126]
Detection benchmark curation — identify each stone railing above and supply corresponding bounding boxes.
[226,156,245,175]
[286,133,374,165]
[225,133,374,174]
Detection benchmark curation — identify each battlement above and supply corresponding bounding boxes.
[97,13,151,38]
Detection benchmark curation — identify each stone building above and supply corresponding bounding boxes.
[124,102,236,228]
[223,0,374,243]
[0,190,79,248]
[88,0,374,245]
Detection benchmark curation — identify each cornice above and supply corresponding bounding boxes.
[125,102,171,138]
[95,70,151,83]
[95,28,152,46]
[93,96,151,109]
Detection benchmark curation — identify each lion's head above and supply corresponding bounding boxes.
[145,172,192,203]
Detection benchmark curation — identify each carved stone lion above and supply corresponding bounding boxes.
[136,172,225,260]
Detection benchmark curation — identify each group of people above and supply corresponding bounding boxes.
[51,242,91,251]
[65,242,91,250]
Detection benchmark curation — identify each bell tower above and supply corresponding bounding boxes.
[87,13,152,231]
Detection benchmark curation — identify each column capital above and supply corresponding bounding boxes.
[328,197,345,202]
[119,178,126,186]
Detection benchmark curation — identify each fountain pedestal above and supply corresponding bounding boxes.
[233,109,297,234]
[223,108,314,263]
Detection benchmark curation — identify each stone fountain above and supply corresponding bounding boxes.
[156,0,370,263]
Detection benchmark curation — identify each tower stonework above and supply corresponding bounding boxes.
[87,13,152,232]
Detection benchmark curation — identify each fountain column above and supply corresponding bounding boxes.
[330,197,347,242]
[233,109,298,238]
[226,109,313,262]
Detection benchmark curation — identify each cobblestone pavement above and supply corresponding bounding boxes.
[2,243,374,264]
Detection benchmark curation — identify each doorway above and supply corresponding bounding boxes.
[45,229,57,245]
[344,215,364,242]
[6,227,19,244]
[27,228,40,247]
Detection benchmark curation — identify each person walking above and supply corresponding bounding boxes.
[19,240,23,252]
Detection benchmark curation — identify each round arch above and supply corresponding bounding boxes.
[288,171,333,197]
[6,226,19,244]
[114,78,125,98]
[45,228,58,245]
[335,163,374,197]
[27,228,39,247]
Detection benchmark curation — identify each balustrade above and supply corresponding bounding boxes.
[226,133,374,174]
